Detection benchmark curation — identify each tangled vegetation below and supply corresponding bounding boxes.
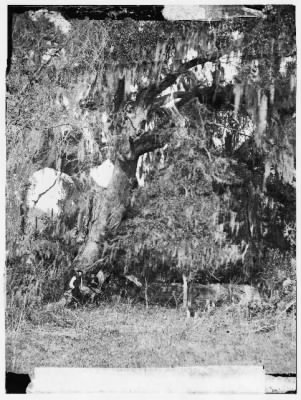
[6,6,295,320]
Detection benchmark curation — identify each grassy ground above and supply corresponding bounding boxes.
[6,303,296,375]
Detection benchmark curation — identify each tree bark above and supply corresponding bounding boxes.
[73,157,137,271]
[73,114,179,272]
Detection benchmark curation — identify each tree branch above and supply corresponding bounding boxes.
[133,125,177,157]
[142,50,222,106]
[150,81,235,113]
[132,84,234,159]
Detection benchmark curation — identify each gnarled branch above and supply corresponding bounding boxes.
[142,50,222,106]
[133,125,177,158]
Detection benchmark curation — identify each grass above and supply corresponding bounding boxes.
[6,302,296,375]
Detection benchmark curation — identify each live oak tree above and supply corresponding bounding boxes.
[74,6,295,274]
[7,6,295,300]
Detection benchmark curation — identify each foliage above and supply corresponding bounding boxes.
[6,6,296,309]
[109,129,248,282]
[6,215,77,306]
[260,248,296,297]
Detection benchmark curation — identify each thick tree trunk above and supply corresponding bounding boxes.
[73,157,137,271]
[72,119,177,272]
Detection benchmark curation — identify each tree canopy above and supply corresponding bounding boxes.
[6,5,296,301]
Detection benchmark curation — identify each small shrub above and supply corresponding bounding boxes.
[258,249,296,303]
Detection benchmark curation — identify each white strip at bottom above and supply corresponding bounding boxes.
[27,366,266,394]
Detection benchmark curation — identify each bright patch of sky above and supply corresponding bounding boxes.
[136,156,145,187]
[184,48,198,62]
[27,168,73,214]
[82,127,96,153]
[184,47,242,84]
[29,9,71,34]
[279,56,295,76]
[232,31,243,41]
[220,51,242,83]
[160,47,242,111]
[27,161,117,214]
[41,48,60,63]
[163,5,212,21]
[90,160,114,188]
[136,154,153,187]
